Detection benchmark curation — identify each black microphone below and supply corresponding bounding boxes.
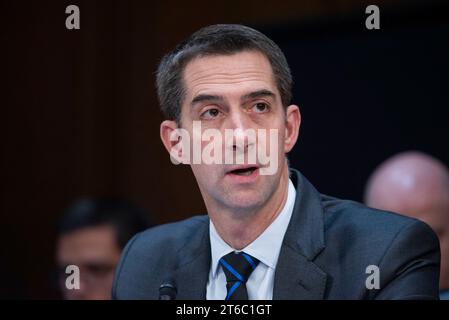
[159,280,177,300]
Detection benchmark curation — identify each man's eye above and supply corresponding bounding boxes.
[201,108,220,119]
[252,102,269,113]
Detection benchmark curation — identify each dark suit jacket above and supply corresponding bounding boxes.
[112,169,440,299]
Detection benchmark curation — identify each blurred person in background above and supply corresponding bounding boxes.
[365,151,449,299]
[56,198,153,300]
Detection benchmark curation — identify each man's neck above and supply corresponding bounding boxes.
[208,168,290,250]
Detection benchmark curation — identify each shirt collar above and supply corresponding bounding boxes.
[209,179,296,278]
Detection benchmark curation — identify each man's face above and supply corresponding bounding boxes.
[162,50,300,213]
[56,225,122,300]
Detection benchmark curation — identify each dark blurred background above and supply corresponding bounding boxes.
[1,0,448,298]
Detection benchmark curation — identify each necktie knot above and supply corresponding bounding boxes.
[219,252,259,300]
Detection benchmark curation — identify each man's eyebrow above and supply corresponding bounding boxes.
[241,89,276,101]
[191,94,225,106]
[190,89,275,106]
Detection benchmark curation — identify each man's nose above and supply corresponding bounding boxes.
[225,110,254,152]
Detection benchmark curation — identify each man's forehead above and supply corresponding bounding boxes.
[182,51,277,98]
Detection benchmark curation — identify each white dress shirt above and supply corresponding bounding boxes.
[206,179,296,300]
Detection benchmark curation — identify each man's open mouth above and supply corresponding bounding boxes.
[227,166,259,176]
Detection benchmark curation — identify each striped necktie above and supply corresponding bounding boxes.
[219,252,259,300]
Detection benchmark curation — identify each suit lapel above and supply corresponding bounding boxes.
[273,244,327,299]
[173,219,211,299]
[273,169,328,299]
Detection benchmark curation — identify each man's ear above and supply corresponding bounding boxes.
[284,105,301,153]
[160,120,178,152]
[160,120,191,165]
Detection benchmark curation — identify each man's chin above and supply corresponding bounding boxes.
[223,193,266,212]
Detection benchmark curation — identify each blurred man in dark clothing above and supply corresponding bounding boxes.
[365,151,449,299]
[56,198,152,300]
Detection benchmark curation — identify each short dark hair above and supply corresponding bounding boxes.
[156,24,293,122]
[58,198,153,249]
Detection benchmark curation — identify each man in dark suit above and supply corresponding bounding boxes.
[112,24,440,300]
